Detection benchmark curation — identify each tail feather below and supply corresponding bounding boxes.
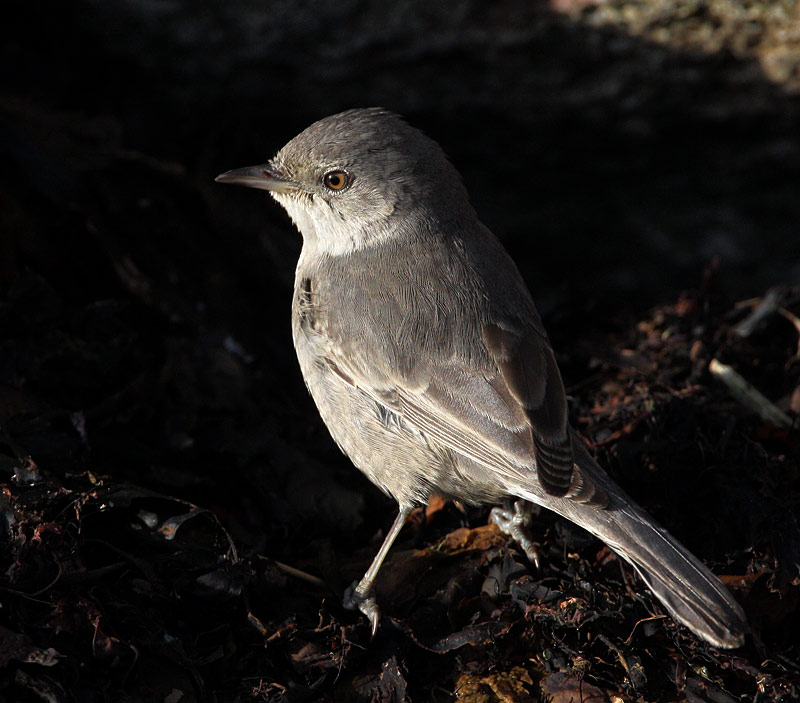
[518,436,748,649]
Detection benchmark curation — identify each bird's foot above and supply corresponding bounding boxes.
[343,581,381,637]
[490,500,541,571]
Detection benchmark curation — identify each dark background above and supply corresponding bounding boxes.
[5,1,800,307]
[1,1,799,701]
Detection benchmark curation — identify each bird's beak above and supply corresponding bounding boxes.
[214,164,298,194]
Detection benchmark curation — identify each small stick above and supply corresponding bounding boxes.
[271,558,328,589]
[708,358,792,428]
[776,307,800,358]
[732,288,784,338]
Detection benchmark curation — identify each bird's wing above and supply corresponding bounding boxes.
[323,315,603,505]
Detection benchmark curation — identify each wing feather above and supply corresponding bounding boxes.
[483,322,575,496]
[322,318,587,498]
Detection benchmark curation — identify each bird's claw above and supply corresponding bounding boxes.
[343,581,381,637]
[490,500,541,571]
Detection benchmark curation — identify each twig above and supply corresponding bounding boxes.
[271,558,328,589]
[733,288,785,338]
[776,307,800,358]
[708,359,792,428]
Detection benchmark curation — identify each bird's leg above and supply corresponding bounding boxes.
[343,505,412,636]
[490,499,541,571]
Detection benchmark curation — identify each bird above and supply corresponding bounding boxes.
[216,107,748,648]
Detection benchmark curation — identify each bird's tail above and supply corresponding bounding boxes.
[517,436,748,649]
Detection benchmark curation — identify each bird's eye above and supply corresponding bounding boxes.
[323,170,349,191]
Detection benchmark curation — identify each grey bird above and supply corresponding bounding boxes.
[216,108,748,649]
